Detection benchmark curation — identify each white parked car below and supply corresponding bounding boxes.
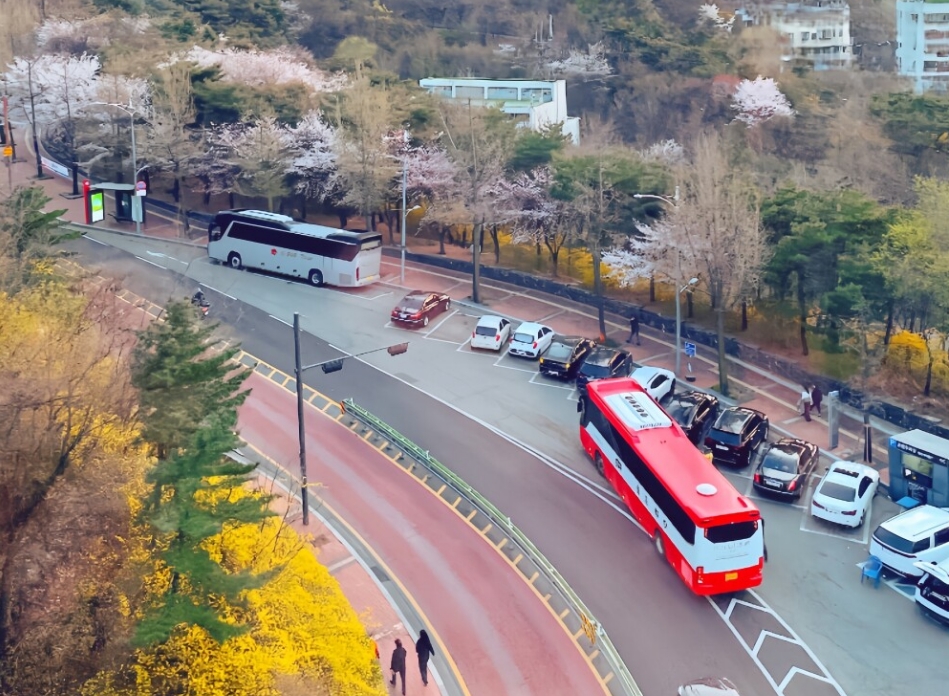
[914,558,949,625]
[629,363,676,403]
[870,505,949,578]
[508,322,554,359]
[810,462,879,528]
[470,315,512,351]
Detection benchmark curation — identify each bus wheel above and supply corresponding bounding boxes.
[654,531,665,558]
[228,253,243,270]
[594,453,605,477]
[308,270,324,287]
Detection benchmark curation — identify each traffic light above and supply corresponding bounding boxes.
[321,359,344,374]
[387,342,409,356]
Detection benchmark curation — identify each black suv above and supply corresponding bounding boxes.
[753,438,819,499]
[664,391,720,446]
[539,337,597,380]
[575,346,632,393]
[705,407,770,468]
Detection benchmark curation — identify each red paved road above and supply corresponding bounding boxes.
[238,373,606,696]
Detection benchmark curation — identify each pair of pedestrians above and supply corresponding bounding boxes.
[798,384,824,422]
[389,630,435,694]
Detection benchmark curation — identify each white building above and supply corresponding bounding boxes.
[897,0,949,93]
[418,78,580,145]
[736,1,853,71]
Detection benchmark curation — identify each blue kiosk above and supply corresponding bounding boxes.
[888,429,949,506]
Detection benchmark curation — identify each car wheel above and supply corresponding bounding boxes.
[762,424,770,442]
[594,452,605,477]
[422,315,429,327]
[308,269,324,287]
[858,512,865,527]
[227,253,243,270]
[445,300,451,312]
[654,531,665,558]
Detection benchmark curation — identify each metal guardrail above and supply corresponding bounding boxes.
[342,398,642,696]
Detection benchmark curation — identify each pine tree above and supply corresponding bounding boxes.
[131,300,249,459]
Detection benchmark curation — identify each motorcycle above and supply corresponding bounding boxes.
[191,290,211,319]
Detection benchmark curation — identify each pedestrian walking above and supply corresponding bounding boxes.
[627,313,641,345]
[416,629,435,687]
[798,385,813,422]
[389,638,407,695]
[811,384,823,416]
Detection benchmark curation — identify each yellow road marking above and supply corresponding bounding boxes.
[496,538,508,551]
[465,509,477,521]
[482,523,493,535]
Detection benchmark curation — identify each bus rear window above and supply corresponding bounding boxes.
[706,521,758,543]
[361,238,381,251]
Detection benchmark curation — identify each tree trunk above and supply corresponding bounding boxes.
[798,271,809,356]
[550,248,560,277]
[741,301,748,331]
[172,176,181,203]
[490,225,500,264]
[438,225,447,255]
[649,275,656,302]
[717,308,729,397]
[338,211,348,228]
[925,355,934,397]
[228,192,235,209]
[883,301,894,346]
[687,290,694,319]
[385,206,396,245]
[300,193,307,219]
[592,241,606,341]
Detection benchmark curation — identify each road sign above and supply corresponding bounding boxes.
[3,146,11,158]
[135,180,147,196]
[684,341,696,358]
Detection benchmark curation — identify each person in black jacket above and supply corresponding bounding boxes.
[390,638,406,695]
[416,629,435,686]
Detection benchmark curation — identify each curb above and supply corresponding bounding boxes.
[63,221,207,249]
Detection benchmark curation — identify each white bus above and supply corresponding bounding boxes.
[207,209,383,287]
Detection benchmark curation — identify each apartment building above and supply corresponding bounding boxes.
[418,78,580,145]
[897,0,949,93]
[736,1,853,71]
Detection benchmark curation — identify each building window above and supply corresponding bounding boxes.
[487,86,518,100]
[521,88,552,103]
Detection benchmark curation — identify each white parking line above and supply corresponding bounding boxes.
[536,309,565,322]
[529,373,575,391]
[327,289,393,301]
[268,314,292,327]
[455,337,473,352]
[424,309,458,336]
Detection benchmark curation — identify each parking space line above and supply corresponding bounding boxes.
[529,373,575,391]
[426,336,464,345]
[638,351,670,363]
[566,389,579,402]
[424,309,459,336]
[455,338,473,352]
[536,309,565,322]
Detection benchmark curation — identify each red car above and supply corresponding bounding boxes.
[390,291,451,327]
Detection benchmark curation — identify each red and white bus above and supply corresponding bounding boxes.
[580,378,764,595]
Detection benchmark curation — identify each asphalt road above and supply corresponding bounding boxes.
[62,233,947,696]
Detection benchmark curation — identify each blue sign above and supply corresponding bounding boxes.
[684,342,696,358]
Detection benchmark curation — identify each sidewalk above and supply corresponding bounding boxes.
[9,132,900,484]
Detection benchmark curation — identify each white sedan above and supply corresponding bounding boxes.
[629,363,676,403]
[810,462,880,528]
[509,322,554,359]
[470,315,512,351]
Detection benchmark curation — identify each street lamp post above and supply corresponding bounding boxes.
[401,159,407,284]
[292,312,409,525]
[633,189,695,377]
[91,101,142,235]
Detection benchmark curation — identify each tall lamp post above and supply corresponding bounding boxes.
[292,312,408,525]
[91,101,143,235]
[633,189,696,378]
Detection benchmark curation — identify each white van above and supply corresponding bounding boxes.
[869,505,949,578]
[914,559,949,626]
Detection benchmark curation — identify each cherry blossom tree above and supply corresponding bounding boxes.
[210,117,295,212]
[3,53,100,178]
[698,4,735,32]
[731,76,794,126]
[286,110,343,222]
[403,145,464,254]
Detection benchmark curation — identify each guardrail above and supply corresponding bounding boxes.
[342,398,642,696]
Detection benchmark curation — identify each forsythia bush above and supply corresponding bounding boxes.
[885,330,949,396]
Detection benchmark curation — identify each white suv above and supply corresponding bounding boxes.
[869,505,949,578]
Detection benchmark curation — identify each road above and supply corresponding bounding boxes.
[239,372,606,695]
[63,231,946,696]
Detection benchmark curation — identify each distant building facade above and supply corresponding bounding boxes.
[736,1,853,71]
[418,78,580,145]
[896,0,949,93]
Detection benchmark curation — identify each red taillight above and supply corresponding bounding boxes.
[495,334,501,341]
[813,500,825,510]
[411,312,422,319]
[533,341,538,349]
[356,267,360,281]
[696,566,704,583]
[788,479,798,492]
[753,472,761,484]
[472,331,476,338]
[842,509,857,516]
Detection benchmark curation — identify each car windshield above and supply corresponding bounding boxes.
[715,410,750,435]
[818,480,856,502]
[513,332,535,343]
[761,447,799,473]
[580,362,610,378]
[546,343,573,361]
[666,400,697,425]
[475,325,497,336]
[874,526,917,554]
